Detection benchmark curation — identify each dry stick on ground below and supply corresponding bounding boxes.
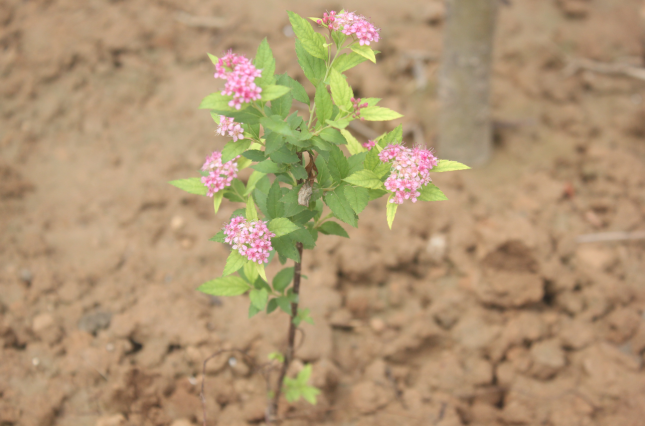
[268,242,305,421]
[576,231,645,244]
[562,57,645,80]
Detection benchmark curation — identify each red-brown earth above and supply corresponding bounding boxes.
[0,0,644,425]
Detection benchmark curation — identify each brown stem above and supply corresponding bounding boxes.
[269,242,304,421]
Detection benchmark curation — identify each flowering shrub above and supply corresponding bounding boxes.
[170,9,468,421]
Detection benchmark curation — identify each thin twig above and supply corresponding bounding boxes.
[577,231,645,244]
[563,57,645,80]
[175,12,228,29]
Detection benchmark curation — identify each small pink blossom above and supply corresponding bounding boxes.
[201,151,239,197]
[351,97,369,120]
[217,116,245,142]
[378,144,438,204]
[214,50,262,110]
[336,12,380,46]
[362,140,376,150]
[223,217,276,264]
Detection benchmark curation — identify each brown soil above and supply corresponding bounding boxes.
[1,1,644,425]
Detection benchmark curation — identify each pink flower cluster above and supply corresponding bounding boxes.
[201,151,239,197]
[223,216,275,264]
[351,97,368,120]
[362,140,376,150]
[214,51,262,110]
[337,12,380,46]
[217,116,244,141]
[317,11,337,27]
[378,144,438,204]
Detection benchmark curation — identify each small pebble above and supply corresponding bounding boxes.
[188,376,197,385]
[20,268,33,284]
[106,343,115,352]
[32,357,40,366]
[170,215,184,230]
[228,356,237,367]
[370,318,386,334]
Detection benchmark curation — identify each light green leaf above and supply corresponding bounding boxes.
[197,275,250,296]
[246,197,258,221]
[207,53,219,65]
[260,116,295,138]
[350,44,376,63]
[266,180,285,219]
[360,106,403,121]
[329,68,353,110]
[431,159,471,172]
[254,38,276,87]
[287,11,328,60]
[386,197,398,229]
[169,178,207,196]
[223,250,248,276]
[213,191,224,214]
[343,170,384,189]
[327,145,350,183]
[295,39,326,86]
[268,217,300,237]
[343,186,370,214]
[210,111,221,124]
[256,262,268,282]
[251,159,285,174]
[315,83,333,128]
[278,74,310,104]
[199,92,240,111]
[244,171,266,196]
[326,118,350,129]
[332,52,367,73]
[319,127,347,145]
[317,221,349,238]
[272,236,300,262]
[340,129,365,155]
[243,261,259,284]
[260,85,291,102]
[418,183,448,201]
[249,288,269,310]
[221,140,252,164]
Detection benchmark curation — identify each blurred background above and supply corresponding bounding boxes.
[0,1,644,425]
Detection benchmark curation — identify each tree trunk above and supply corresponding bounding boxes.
[438,0,498,166]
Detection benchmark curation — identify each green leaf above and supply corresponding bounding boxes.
[276,295,292,313]
[348,152,368,174]
[260,116,296,138]
[431,159,471,172]
[293,308,314,326]
[199,92,239,111]
[314,155,332,188]
[243,261,259,284]
[340,129,365,155]
[269,146,300,164]
[364,147,380,171]
[253,188,269,218]
[273,267,294,292]
[325,118,350,129]
[319,128,347,145]
[211,108,264,125]
[169,178,207,196]
[213,191,224,214]
[260,85,291,102]
[350,44,376,63]
[242,150,266,162]
[289,228,316,249]
[292,209,319,226]
[265,132,286,155]
[267,298,279,314]
[246,197,258,221]
[249,288,269,310]
[295,39,326,87]
[266,180,285,219]
[317,221,349,238]
[386,197,398,229]
[331,30,347,49]
[223,250,248,276]
[251,159,285,174]
[254,38,276,87]
[197,276,250,296]
[368,188,388,200]
[327,145,350,183]
[301,386,321,405]
[377,124,403,146]
[360,106,403,121]
[272,74,294,118]
[312,136,333,153]
[343,186,370,214]
[343,169,384,189]
[249,303,261,318]
[268,217,300,237]
[272,236,300,262]
[279,74,310,104]
[324,186,357,227]
[418,183,448,201]
[221,140,252,164]
[333,52,368,72]
[329,68,353,110]
[210,111,221,124]
[287,11,327,60]
[209,230,226,242]
[315,83,333,128]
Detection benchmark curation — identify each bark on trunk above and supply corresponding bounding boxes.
[438,0,498,166]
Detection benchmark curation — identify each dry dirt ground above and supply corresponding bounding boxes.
[0,0,644,425]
